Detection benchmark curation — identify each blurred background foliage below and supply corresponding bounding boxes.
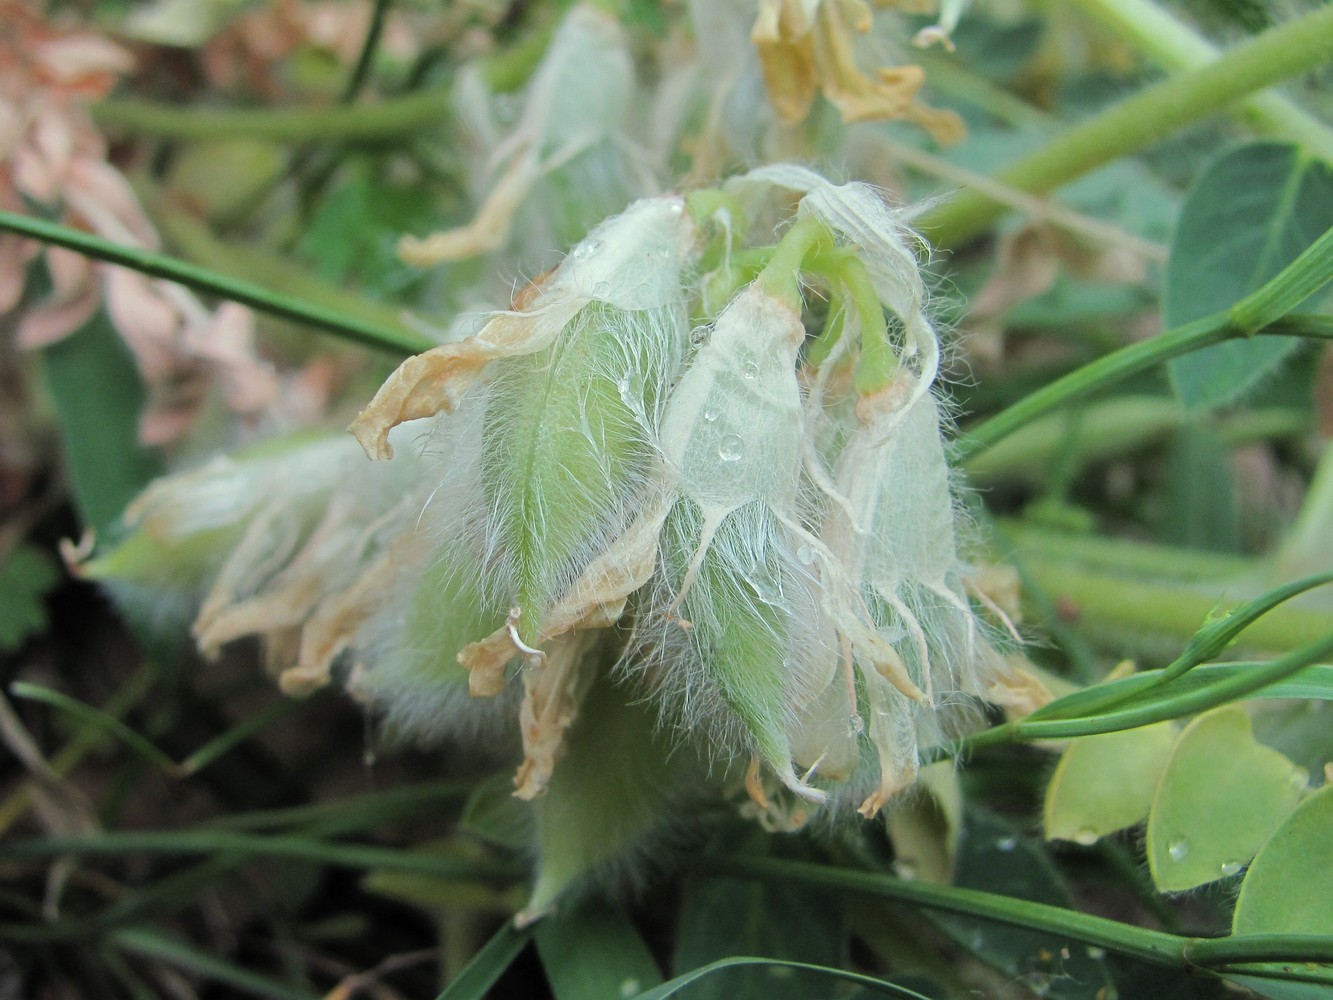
[1,0,1331,997]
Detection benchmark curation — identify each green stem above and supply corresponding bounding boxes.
[111,927,320,1000]
[715,856,1181,965]
[715,857,1333,974]
[838,255,896,395]
[1184,935,1333,967]
[1017,556,1333,653]
[1,829,522,880]
[953,313,1333,464]
[961,630,1333,752]
[1069,0,1333,161]
[920,5,1333,249]
[757,215,834,309]
[0,211,431,356]
[92,85,452,142]
[341,0,393,104]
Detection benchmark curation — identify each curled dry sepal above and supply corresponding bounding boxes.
[86,167,1039,922]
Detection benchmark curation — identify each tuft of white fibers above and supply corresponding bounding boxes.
[85,428,434,696]
[402,4,645,270]
[625,281,840,804]
[819,388,1008,816]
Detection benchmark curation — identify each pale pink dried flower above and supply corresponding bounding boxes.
[0,3,279,444]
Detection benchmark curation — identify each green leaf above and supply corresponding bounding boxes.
[0,544,60,652]
[933,810,1115,1000]
[1146,706,1306,892]
[1223,975,1333,1000]
[1233,783,1333,935]
[633,958,933,1000]
[1043,722,1178,844]
[1165,142,1333,409]
[459,772,536,853]
[299,173,431,295]
[672,845,846,1000]
[436,921,534,1000]
[536,902,663,1000]
[41,309,163,536]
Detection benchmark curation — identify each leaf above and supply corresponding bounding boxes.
[933,810,1115,1000]
[633,958,933,1000]
[1233,783,1333,935]
[535,902,662,1000]
[1223,976,1333,1000]
[299,173,432,296]
[1043,722,1178,844]
[1146,706,1306,892]
[458,773,536,853]
[1165,142,1333,410]
[671,849,847,1000]
[41,309,163,536]
[0,544,60,651]
[435,922,534,1000]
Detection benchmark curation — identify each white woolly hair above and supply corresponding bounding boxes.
[474,298,688,630]
[354,401,517,747]
[623,497,833,763]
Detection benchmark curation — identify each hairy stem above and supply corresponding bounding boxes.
[0,212,430,356]
[93,84,451,142]
[921,4,1333,249]
[1069,0,1333,160]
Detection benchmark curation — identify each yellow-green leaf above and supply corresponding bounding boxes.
[1147,706,1306,892]
[1043,722,1178,845]
[1233,782,1333,935]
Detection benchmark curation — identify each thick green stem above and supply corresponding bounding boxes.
[734,855,1332,973]
[962,630,1333,753]
[1017,557,1333,654]
[0,211,431,356]
[921,5,1333,249]
[1069,0,1333,161]
[757,215,834,309]
[92,85,452,142]
[953,312,1333,464]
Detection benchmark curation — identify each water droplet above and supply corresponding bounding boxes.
[1073,827,1099,847]
[797,544,815,564]
[847,713,865,736]
[619,979,640,998]
[1085,946,1106,960]
[893,860,917,881]
[593,281,611,298]
[690,325,709,346]
[995,835,1018,853]
[615,377,632,403]
[1220,859,1244,877]
[718,434,743,461]
[1167,836,1190,862]
[702,405,720,423]
[741,360,759,380]
[572,239,601,260]
[1290,767,1309,790]
[668,201,684,216]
